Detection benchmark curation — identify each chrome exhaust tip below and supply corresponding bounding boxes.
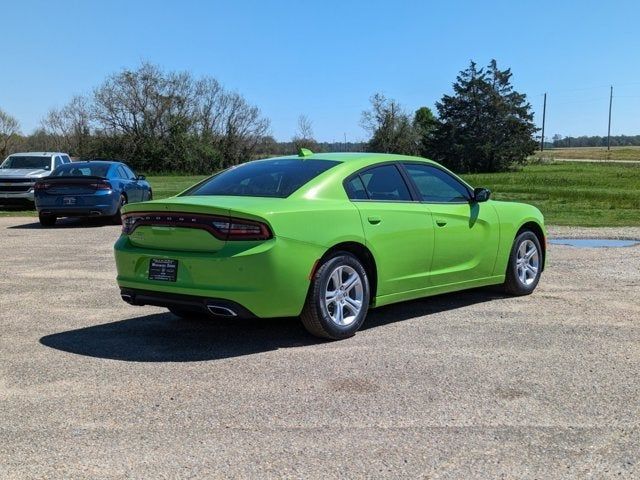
[120,293,134,304]
[206,305,238,317]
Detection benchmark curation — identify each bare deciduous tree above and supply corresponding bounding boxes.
[361,93,418,155]
[215,92,271,166]
[88,62,270,170]
[0,108,21,158]
[41,95,92,156]
[292,114,318,152]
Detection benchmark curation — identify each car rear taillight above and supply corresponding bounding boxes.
[90,180,112,190]
[212,218,272,240]
[34,182,51,191]
[122,215,138,234]
[121,212,273,241]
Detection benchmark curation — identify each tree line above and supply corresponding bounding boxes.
[549,134,640,148]
[1,60,539,173]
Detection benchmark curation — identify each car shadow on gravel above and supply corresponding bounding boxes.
[8,217,118,229]
[39,288,506,362]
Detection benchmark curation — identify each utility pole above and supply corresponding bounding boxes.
[540,93,547,151]
[607,85,613,151]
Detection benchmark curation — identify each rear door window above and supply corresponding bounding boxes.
[344,176,368,200]
[116,166,129,179]
[352,164,412,201]
[122,165,136,179]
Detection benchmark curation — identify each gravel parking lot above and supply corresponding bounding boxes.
[1,217,639,478]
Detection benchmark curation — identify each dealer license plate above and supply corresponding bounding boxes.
[148,258,178,282]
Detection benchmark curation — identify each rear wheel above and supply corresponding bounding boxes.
[301,252,370,340]
[112,194,127,224]
[503,230,543,295]
[146,189,153,201]
[38,213,56,227]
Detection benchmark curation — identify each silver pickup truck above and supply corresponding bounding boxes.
[0,152,72,205]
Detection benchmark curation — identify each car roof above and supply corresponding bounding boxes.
[267,151,440,169]
[8,152,68,157]
[277,151,436,162]
[65,160,122,165]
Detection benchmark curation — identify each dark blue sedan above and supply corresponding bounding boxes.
[34,160,152,226]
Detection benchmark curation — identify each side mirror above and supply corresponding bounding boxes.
[473,187,491,202]
[136,174,146,181]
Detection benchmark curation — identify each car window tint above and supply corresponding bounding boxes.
[1,155,51,170]
[52,164,110,177]
[185,158,340,198]
[116,166,128,179]
[344,176,368,200]
[62,155,71,163]
[404,163,470,202]
[54,156,63,169]
[122,165,136,179]
[359,165,411,201]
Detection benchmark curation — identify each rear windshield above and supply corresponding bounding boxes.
[184,158,341,198]
[51,164,111,178]
[1,156,51,170]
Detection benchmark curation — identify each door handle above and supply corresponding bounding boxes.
[436,220,447,227]
[368,216,382,225]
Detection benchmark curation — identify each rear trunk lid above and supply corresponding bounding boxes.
[37,176,110,195]
[121,195,283,253]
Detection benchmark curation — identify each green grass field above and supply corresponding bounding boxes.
[463,161,640,226]
[532,146,640,161]
[2,163,639,226]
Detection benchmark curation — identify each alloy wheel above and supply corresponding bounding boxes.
[516,239,539,286]
[324,265,364,326]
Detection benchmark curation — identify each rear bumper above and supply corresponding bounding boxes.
[36,191,119,217]
[37,206,117,217]
[114,234,323,318]
[120,287,258,318]
[0,191,35,203]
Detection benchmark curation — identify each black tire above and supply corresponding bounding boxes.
[503,230,543,295]
[168,307,203,320]
[147,190,153,201]
[38,214,56,227]
[112,194,127,224]
[300,252,370,340]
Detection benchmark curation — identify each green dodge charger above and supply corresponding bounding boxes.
[115,151,545,339]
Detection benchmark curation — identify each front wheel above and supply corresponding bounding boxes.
[300,252,370,340]
[503,231,543,295]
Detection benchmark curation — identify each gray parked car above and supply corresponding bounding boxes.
[0,152,72,206]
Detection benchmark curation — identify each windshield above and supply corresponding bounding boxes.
[51,164,111,178]
[1,155,51,170]
[184,158,341,198]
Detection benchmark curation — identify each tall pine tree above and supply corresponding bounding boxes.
[430,60,537,173]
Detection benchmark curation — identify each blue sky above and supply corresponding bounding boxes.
[2,0,640,141]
